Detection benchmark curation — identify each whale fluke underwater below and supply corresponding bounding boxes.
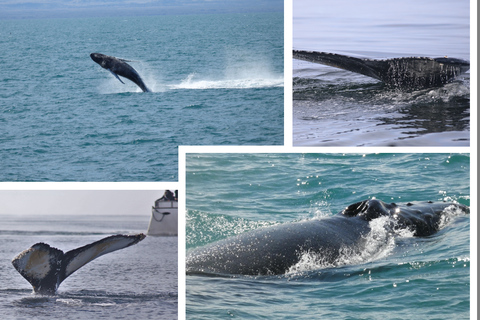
[12,233,146,294]
[186,199,468,276]
[293,50,470,91]
[90,53,151,92]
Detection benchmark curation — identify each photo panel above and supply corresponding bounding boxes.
[0,188,178,318]
[292,0,470,147]
[182,149,471,319]
[1,8,284,182]
[1,1,478,320]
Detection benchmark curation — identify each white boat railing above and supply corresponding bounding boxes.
[147,200,178,236]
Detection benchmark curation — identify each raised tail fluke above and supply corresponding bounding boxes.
[62,234,146,279]
[11,243,64,295]
[293,50,470,90]
[12,234,146,294]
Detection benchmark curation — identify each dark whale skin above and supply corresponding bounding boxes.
[186,199,468,276]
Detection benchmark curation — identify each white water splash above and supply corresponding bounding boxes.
[437,204,468,230]
[98,69,283,93]
[96,51,283,93]
[286,216,415,274]
[169,73,283,90]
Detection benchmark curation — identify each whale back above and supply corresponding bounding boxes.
[186,216,370,276]
[187,199,469,276]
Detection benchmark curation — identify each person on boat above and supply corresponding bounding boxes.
[159,190,177,201]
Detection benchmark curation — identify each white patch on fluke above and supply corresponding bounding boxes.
[13,246,51,279]
[65,236,143,277]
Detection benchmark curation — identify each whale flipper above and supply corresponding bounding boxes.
[109,69,125,84]
[12,234,146,294]
[293,50,470,90]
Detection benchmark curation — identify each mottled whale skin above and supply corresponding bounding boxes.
[186,199,468,276]
[12,234,145,294]
[293,50,470,91]
[90,53,150,92]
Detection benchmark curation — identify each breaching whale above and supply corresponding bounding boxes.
[293,50,470,91]
[186,199,468,276]
[90,53,151,92]
[12,233,146,294]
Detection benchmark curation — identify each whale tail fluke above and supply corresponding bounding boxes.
[62,234,146,279]
[136,82,151,93]
[293,50,470,90]
[12,234,146,294]
[12,243,64,294]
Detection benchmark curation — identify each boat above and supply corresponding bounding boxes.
[147,190,178,236]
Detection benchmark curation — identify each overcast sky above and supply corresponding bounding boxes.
[0,190,165,216]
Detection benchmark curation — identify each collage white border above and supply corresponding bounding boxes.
[179,145,476,318]
[0,0,475,319]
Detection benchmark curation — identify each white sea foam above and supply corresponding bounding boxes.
[99,67,283,93]
[169,73,283,90]
[437,204,469,230]
[286,216,416,274]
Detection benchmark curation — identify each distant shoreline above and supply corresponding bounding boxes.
[0,2,283,20]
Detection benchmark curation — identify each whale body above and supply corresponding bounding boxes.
[12,234,145,294]
[90,53,150,92]
[186,199,468,276]
[293,50,470,91]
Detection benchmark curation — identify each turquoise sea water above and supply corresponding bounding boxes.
[186,153,470,319]
[0,12,283,181]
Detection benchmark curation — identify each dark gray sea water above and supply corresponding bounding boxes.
[293,0,470,146]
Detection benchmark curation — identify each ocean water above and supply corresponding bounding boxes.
[0,214,177,320]
[293,0,470,146]
[186,153,470,319]
[0,12,283,181]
